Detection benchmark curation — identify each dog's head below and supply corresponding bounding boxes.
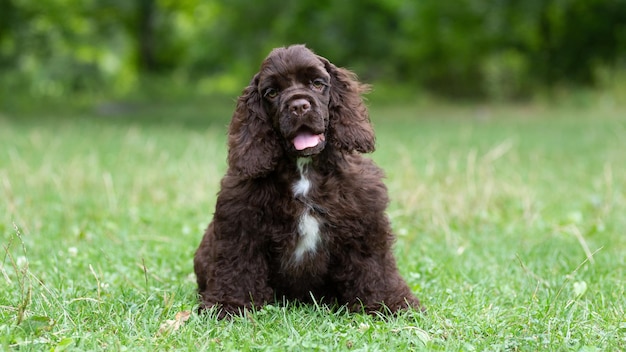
[227,44,375,178]
[258,45,332,157]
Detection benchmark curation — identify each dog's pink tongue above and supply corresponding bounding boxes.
[293,131,323,150]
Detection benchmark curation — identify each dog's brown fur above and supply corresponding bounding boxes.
[194,45,421,317]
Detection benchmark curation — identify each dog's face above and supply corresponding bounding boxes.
[257,46,332,157]
[227,44,374,178]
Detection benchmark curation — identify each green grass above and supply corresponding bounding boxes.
[1,100,625,350]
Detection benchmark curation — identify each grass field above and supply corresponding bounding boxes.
[1,99,625,350]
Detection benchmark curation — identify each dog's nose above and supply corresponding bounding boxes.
[289,99,311,116]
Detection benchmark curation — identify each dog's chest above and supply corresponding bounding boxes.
[291,158,322,262]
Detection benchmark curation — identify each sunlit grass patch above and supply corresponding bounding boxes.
[1,102,625,350]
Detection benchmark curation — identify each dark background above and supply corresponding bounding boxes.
[1,0,625,102]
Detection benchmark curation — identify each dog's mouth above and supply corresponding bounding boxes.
[293,130,324,150]
[291,128,326,155]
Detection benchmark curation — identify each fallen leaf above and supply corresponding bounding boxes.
[158,311,191,335]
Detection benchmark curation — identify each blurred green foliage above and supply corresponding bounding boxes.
[0,0,625,100]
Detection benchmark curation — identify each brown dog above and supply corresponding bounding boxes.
[194,45,421,317]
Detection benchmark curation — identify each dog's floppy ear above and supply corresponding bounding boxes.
[320,57,375,153]
[227,74,282,178]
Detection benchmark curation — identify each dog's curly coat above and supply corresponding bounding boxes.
[194,44,421,317]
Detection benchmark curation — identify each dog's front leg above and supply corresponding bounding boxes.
[332,251,422,314]
[194,223,273,318]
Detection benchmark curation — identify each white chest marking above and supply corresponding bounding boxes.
[292,157,312,197]
[294,212,321,261]
[292,157,321,261]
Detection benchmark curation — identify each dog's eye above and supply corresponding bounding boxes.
[311,79,327,91]
[264,88,279,99]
